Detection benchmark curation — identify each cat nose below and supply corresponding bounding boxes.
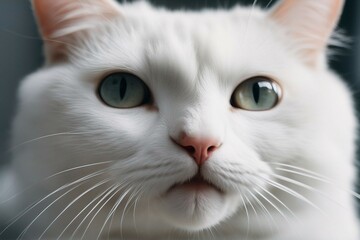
[176,133,221,165]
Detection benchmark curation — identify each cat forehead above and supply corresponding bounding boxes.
[73,4,286,84]
[119,3,267,41]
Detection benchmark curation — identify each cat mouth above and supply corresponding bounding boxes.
[168,173,223,193]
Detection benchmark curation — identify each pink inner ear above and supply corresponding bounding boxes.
[33,0,70,38]
[32,0,121,63]
[269,0,344,67]
[33,0,120,39]
[271,0,343,38]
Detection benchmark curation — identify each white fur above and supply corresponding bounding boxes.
[1,1,359,239]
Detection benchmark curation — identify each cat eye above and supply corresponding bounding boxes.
[231,77,281,111]
[99,73,150,108]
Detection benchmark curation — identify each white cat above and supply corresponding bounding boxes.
[0,0,359,239]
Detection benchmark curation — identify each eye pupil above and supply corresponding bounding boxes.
[120,77,127,100]
[252,83,260,104]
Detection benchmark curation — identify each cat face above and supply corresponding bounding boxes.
[13,0,355,234]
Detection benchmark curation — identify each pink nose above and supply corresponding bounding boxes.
[177,134,221,165]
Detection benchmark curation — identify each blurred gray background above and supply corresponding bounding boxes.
[0,0,359,238]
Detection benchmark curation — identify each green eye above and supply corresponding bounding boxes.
[99,73,150,108]
[231,77,281,111]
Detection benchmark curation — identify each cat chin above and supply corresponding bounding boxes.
[156,185,234,231]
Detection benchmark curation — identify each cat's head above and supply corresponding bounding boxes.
[14,0,354,232]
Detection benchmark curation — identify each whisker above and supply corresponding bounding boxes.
[119,186,140,239]
[243,192,265,236]
[253,188,291,224]
[38,178,112,239]
[9,132,93,152]
[240,195,250,239]
[251,0,258,9]
[132,185,145,236]
[79,185,122,240]
[247,189,277,232]
[255,185,303,238]
[265,0,274,9]
[16,182,85,240]
[269,172,347,208]
[269,163,332,181]
[0,161,113,205]
[110,162,175,176]
[0,168,109,237]
[46,161,113,180]
[96,187,132,240]
[244,194,259,222]
[56,184,116,240]
[274,167,360,200]
[70,184,119,239]
[0,27,43,41]
[207,226,216,240]
[256,184,299,222]
[263,177,326,215]
[243,0,258,42]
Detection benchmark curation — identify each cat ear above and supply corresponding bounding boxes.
[32,0,121,63]
[269,0,344,68]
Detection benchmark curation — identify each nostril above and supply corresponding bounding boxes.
[184,146,196,155]
[207,145,216,153]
